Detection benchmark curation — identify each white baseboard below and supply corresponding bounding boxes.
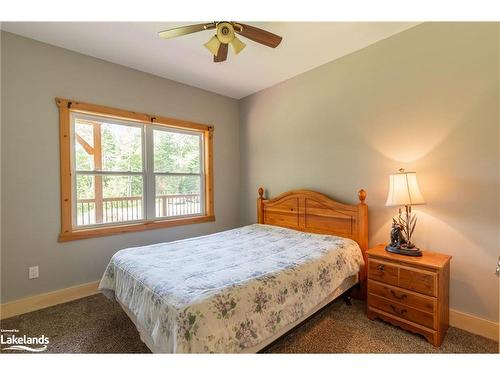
[0,281,100,320]
[1,281,499,343]
[450,309,499,342]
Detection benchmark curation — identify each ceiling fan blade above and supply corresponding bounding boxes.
[158,23,216,39]
[214,43,228,62]
[235,23,282,48]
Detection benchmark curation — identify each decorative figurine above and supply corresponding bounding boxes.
[389,218,406,248]
[385,210,422,256]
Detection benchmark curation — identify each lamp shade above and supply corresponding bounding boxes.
[204,35,221,56]
[385,169,425,206]
[230,37,246,55]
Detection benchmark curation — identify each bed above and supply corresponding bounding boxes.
[98,188,368,353]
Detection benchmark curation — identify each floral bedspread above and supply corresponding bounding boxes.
[98,224,364,353]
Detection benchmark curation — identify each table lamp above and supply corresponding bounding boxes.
[385,168,426,256]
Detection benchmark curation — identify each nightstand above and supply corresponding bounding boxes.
[366,244,451,346]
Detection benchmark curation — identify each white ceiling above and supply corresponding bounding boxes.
[2,22,418,99]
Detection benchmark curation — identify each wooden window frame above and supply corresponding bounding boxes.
[56,98,214,242]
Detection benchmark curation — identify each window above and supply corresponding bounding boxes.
[57,98,214,241]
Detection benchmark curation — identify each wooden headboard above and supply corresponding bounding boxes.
[257,187,369,293]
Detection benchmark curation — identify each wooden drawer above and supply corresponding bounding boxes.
[367,280,435,314]
[399,267,437,297]
[368,294,436,329]
[368,260,398,286]
[366,245,451,347]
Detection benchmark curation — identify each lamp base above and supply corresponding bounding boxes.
[385,244,422,257]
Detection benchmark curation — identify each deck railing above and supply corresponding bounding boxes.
[76,194,200,226]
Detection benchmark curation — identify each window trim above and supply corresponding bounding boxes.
[56,97,214,242]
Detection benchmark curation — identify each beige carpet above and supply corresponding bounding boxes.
[1,294,497,353]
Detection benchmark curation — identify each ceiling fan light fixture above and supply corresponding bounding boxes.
[229,36,246,55]
[216,22,235,44]
[204,35,221,56]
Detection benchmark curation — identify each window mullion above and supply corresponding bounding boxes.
[153,172,201,177]
[200,133,205,216]
[144,126,156,220]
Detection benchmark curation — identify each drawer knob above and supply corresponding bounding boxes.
[377,264,385,271]
[390,290,407,300]
[390,304,407,316]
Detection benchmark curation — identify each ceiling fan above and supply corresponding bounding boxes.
[158,22,282,63]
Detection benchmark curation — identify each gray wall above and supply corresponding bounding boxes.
[2,24,499,323]
[239,23,500,322]
[1,32,240,303]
